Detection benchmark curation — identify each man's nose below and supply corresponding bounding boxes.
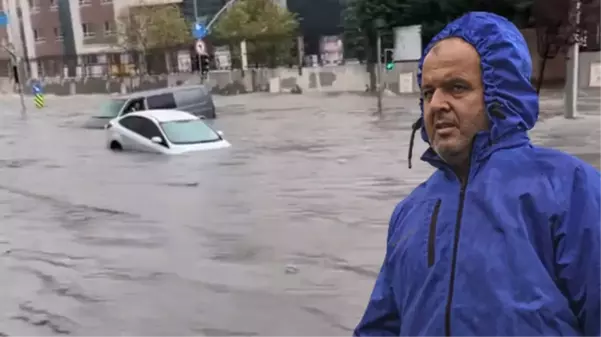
[429,89,450,111]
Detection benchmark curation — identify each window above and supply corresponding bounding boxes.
[97,99,126,118]
[101,0,112,4]
[82,54,98,64]
[82,23,95,38]
[137,118,164,140]
[78,0,91,5]
[119,116,167,146]
[33,29,44,43]
[146,93,176,110]
[122,98,145,115]
[53,27,63,41]
[104,21,114,36]
[160,119,221,145]
[119,115,143,132]
[29,0,39,12]
[50,0,57,9]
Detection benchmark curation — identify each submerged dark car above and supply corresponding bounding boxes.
[83,85,216,129]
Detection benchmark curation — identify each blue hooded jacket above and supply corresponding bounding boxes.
[354,12,601,336]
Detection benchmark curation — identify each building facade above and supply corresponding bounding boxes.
[286,0,345,60]
[0,0,184,77]
[0,0,287,77]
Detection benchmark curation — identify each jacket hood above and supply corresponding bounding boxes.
[416,12,538,149]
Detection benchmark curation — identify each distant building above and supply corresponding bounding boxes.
[286,0,345,57]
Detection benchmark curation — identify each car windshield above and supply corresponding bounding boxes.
[96,99,127,118]
[159,119,221,145]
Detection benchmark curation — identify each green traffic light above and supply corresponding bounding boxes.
[386,63,394,70]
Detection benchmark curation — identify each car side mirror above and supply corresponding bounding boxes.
[217,130,224,136]
[151,136,162,144]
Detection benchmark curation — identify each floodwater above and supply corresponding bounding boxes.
[0,92,597,336]
[0,93,434,336]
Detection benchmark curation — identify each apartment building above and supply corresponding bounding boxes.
[0,0,182,77]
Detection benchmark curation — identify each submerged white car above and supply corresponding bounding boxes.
[105,109,230,154]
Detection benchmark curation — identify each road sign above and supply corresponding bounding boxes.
[0,12,7,27]
[32,83,42,94]
[192,23,207,39]
[195,39,207,55]
[32,82,44,109]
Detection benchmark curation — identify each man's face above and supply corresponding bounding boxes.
[421,38,488,166]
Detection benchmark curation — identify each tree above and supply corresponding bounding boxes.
[342,0,537,90]
[342,0,402,90]
[212,0,299,68]
[116,1,191,53]
[533,0,597,93]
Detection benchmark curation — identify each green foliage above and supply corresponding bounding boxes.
[116,1,191,51]
[342,0,535,59]
[212,0,299,68]
[212,0,299,40]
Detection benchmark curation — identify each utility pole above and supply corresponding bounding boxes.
[193,0,198,22]
[374,18,385,116]
[2,42,26,118]
[206,0,238,31]
[565,0,581,119]
[4,0,26,118]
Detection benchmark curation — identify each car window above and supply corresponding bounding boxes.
[122,99,145,116]
[118,115,144,131]
[137,118,163,139]
[159,119,221,145]
[119,116,167,145]
[97,98,126,118]
[146,93,176,110]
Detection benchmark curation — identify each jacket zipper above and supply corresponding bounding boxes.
[444,178,469,336]
[427,199,442,267]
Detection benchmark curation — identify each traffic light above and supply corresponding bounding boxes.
[200,54,210,74]
[385,49,394,71]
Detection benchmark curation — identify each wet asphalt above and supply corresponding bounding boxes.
[0,91,598,335]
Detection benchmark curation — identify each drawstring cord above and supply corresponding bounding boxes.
[408,117,423,169]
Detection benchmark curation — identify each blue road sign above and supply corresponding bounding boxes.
[192,23,207,39]
[32,82,42,95]
[0,12,8,27]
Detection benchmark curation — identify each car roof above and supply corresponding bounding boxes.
[117,85,207,100]
[127,109,198,122]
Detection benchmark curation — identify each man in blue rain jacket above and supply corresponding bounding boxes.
[354,12,600,336]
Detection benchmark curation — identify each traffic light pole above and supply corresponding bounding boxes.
[376,30,383,116]
[206,0,238,31]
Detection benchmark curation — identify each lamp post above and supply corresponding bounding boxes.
[374,18,386,116]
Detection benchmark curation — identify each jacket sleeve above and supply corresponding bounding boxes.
[554,165,600,336]
[353,206,402,336]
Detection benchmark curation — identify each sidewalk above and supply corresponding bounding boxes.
[530,114,600,169]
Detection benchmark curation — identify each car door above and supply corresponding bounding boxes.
[117,115,160,153]
[117,116,146,151]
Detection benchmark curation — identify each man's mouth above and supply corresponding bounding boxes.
[435,121,456,131]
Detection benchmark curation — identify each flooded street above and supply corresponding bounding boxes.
[0,93,434,336]
[0,92,598,335]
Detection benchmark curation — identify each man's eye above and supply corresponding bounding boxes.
[422,91,433,100]
[451,84,467,93]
